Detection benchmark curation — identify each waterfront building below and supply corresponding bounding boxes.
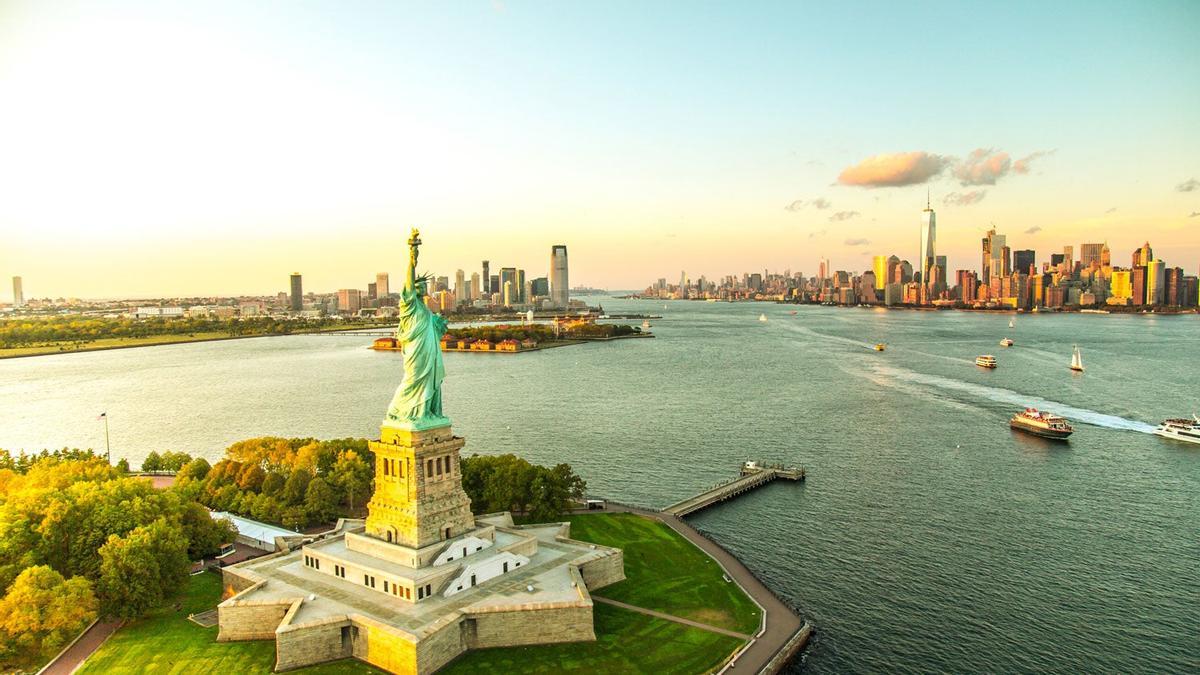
[338,289,362,314]
[550,245,569,308]
[1165,267,1183,306]
[1146,260,1166,305]
[1131,266,1148,305]
[919,199,936,301]
[884,282,902,306]
[1110,269,1132,303]
[858,272,878,303]
[11,276,23,307]
[290,273,303,312]
[872,256,887,290]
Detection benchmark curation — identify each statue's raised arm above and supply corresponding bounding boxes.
[406,228,422,292]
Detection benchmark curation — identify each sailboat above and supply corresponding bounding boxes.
[758,313,768,323]
[1009,317,1015,329]
[1070,345,1084,372]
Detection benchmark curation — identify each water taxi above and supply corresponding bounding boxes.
[873,343,886,351]
[1000,338,1014,347]
[1069,345,1084,372]
[975,355,997,368]
[1010,407,1074,440]
[1154,416,1200,445]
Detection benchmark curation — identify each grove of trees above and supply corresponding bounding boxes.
[0,449,235,669]
[460,454,587,522]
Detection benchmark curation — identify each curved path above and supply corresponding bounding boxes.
[37,619,122,675]
[606,504,808,674]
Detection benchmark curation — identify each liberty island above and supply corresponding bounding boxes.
[215,232,625,673]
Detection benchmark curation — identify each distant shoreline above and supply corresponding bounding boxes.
[0,324,389,361]
[623,297,1199,316]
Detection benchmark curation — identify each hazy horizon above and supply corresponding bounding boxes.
[3,1,1198,299]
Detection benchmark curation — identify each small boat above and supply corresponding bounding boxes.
[789,310,798,315]
[976,355,997,368]
[642,319,651,329]
[1069,345,1084,372]
[758,313,768,323]
[1009,317,1015,329]
[1000,338,1014,347]
[873,343,886,352]
[1010,407,1074,440]
[1154,416,1200,445]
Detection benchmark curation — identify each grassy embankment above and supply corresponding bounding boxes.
[79,513,753,674]
[0,323,386,359]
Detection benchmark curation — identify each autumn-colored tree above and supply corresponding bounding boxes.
[0,566,97,664]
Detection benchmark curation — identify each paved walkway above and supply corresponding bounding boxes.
[592,596,752,639]
[607,505,807,674]
[38,619,122,675]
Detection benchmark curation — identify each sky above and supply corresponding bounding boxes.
[2,0,1198,299]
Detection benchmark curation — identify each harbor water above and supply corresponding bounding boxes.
[1,301,1197,673]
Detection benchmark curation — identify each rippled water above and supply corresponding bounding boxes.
[2,301,1198,673]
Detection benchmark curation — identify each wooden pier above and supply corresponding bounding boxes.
[664,462,805,517]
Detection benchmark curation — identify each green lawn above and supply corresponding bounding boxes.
[442,602,742,674]
[561,513,762,635]
[79,513,755,674]
[78,571,382,675]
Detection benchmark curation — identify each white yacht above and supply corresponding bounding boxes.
[1070,345,1084,372]
[1000,338,1014,347]
[1155,416,1200,445]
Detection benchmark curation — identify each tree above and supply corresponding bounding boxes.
[237,464,266,492]
[177,457,211,483]
[115,458,130,473]
[141,451,163,472]
[304,477,340,525]
[179,502,236,560]
[331,451,372,514]
[281,506,308,531]
[0,566,97,662]
[158,451,193,473]
[261,471,286,496]
[282,469,312,506]
[97,518,190,618]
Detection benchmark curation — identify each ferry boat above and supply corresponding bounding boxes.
[1010,408,1074,440]
[1154,416,1200,445]
[975,355,997,368]
[1069,345,1084,372]
[1000,338,1014,347]
[874,343,886,352]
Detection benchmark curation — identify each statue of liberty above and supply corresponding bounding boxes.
[384,228,450,430]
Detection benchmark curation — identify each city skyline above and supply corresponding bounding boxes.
[2,1,1199,297]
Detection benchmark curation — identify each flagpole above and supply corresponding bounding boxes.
[104,415,111,464]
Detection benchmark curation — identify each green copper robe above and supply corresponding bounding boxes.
[384,281,450,430]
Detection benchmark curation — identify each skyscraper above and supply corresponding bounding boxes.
[481,261,490,298]
[1132,242,1153,268]
[1146,259,1166,305]
[550,245,569,309]
[516,269,526,304]
[11,276,23,307]
[289,273,303,312]
[919,197,936,297]
[872,256,887,290]
[470,273,480,301]
[337,288,362,313]
[499,267,517,305]
[984,229,1007,284]
[376,273,390,298]
[1013,250,1035,275]
[454,270,466,306]
[1080,243,1104,269]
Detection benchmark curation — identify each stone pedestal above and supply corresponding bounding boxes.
[364,424,475,551]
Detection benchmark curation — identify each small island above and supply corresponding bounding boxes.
[371,318,652,354]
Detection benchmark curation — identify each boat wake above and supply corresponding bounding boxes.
[871,364,1156,433]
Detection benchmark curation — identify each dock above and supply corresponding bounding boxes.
[664,462,804,517]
